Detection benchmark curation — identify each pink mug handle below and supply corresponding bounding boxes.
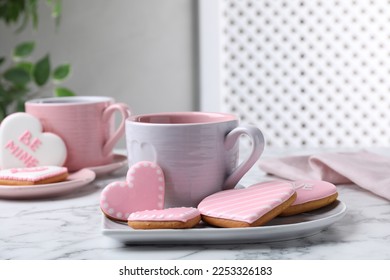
[223,125,265,189]
[102,103,130,156]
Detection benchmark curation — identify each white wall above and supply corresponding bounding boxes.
[0,0,198,115]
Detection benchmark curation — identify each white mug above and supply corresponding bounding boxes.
[125,111,265,207]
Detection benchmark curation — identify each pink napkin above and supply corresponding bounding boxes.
[258,151,390,200]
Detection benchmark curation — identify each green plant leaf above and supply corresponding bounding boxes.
[0,0,24,24]
[13,42,35,59]
[0,105,6,121]
[46,0,61,28]
[51,0,61,18]
[0,57,5,66]
[29,0,39,29]
[16,61,33,74]
[53,63,70,81]
[9,87,28,98]
[0,84,10,103]
[33,54,50,86]
[0,83,5,96]
[16,99,25,112]
[3,67,31,86]
[54,87,75,97]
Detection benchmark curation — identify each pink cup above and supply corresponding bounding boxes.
[25,96,130,171]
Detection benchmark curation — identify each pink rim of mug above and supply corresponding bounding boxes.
[127,111,237,126]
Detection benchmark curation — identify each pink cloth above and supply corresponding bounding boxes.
[258,151,390,200]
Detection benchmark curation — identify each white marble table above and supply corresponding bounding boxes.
[1,149,389,260]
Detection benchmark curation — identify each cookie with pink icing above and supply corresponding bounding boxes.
[0,113,67,169]
[280,180,338,216]
[128,207,201,229]
[0,166,68,185]
[198,182,296,228]
[100,161,165,222]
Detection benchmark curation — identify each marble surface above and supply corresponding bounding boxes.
[1,149,390,260]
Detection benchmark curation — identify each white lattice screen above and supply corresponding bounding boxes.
[199,0,390,148]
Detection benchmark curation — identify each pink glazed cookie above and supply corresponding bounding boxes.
[280,180,338,216]
[128,207,201,229]
[0,166,68,185]
[198,182,296,228]
[100,161,165,222]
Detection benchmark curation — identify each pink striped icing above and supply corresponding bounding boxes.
[289,180,337,205]
[128,207,200,222]
[198,182,295,223]
[0,166,68,182]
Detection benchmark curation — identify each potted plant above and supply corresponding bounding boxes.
[0,0,75,120]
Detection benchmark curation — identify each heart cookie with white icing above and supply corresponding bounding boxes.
[0,113,67,169]
[100,161,165,222]
[198,181,296,228]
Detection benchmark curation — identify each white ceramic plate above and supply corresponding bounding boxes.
[102,200,347,245]
[0,169,96,199]
[87,154,128,177]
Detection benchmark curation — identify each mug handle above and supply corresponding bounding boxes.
[223,125,265,189]
[102,103,131,156]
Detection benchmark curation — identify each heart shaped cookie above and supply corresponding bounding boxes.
[280,180,338,216]
[128,207,201,229]
[0,113,67,169]
[198,182,296,228]
[0,166,68,185]
[100,161,165,222]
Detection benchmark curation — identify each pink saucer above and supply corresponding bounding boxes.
[0,169,96,199]
[87,154,127,176]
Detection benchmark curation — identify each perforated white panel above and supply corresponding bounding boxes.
[216,0,390,148]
